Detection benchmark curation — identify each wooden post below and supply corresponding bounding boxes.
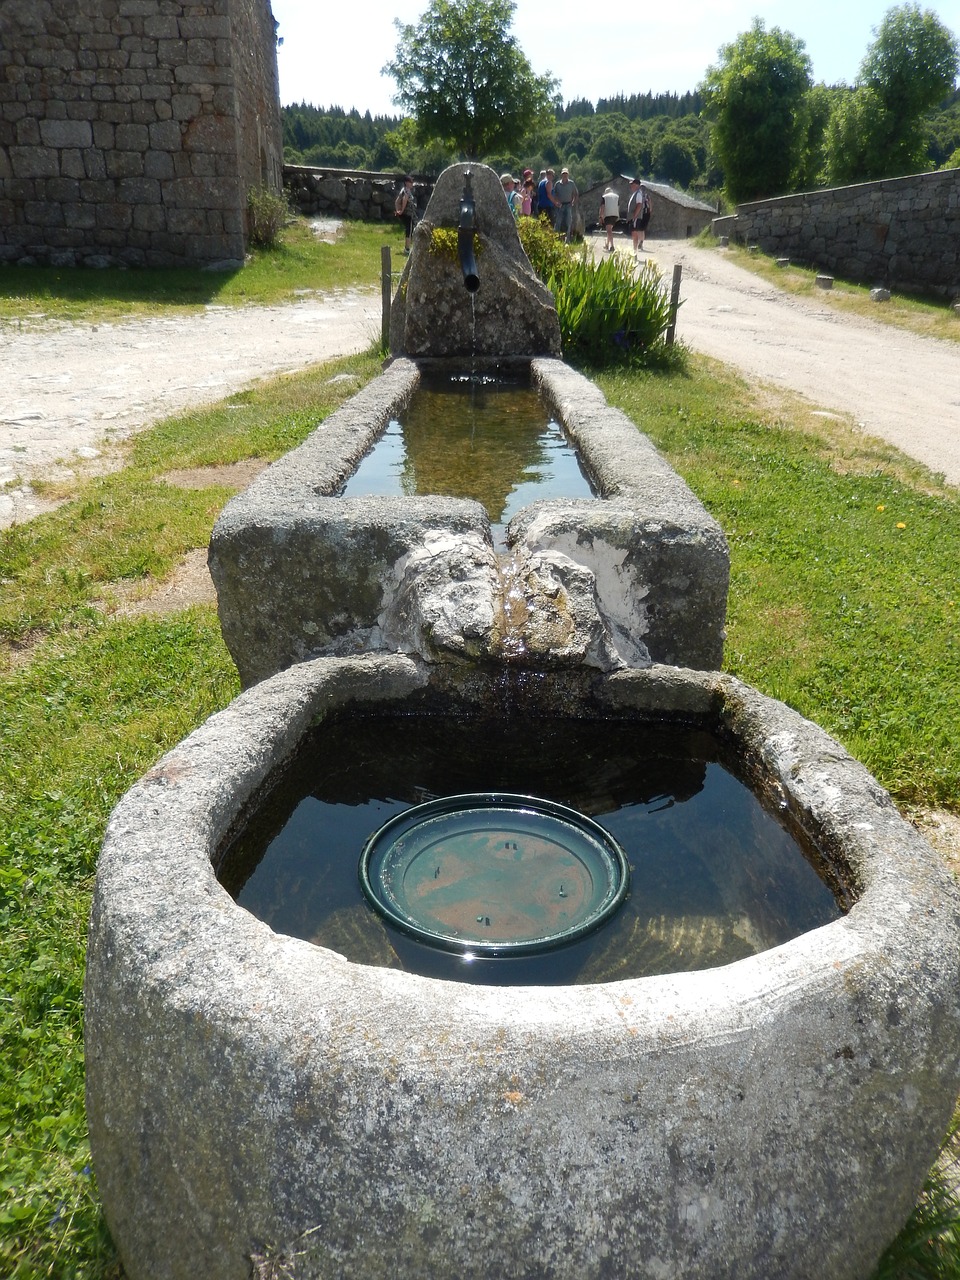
[666,262,682,346]
[381,245,392,352]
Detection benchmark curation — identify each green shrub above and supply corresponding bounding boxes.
[246,185,289,250]
[548,254,676,368]
[517,214,574,284]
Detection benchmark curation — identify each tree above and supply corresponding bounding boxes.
[794,83,845,189]
[383,0,558,160]
[651,133,697,188]
[863,3,958,122]
[825,3,959,182]
[823,86,903,184]
[700,19,812,203]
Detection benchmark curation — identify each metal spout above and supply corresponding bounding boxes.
[458,170,480,293]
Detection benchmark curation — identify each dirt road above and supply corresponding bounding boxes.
[2,235,958,527]
[640,237,960,486]
[0,285,380,526]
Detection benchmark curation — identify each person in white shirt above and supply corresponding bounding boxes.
[599,187,620,252]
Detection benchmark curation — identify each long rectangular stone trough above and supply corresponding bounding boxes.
[207,358,730,686]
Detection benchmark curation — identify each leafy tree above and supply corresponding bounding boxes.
[700,19,812,203]
[794,83,845,190]
[383,0,558,159]
[824,5,958,183]
[822,86,899,184]
[651,133,697,187]
[588,115,634,174]
[862,3,958,124]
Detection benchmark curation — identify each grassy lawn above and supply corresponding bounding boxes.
[2,221,958,1276]
[0,219,402,326]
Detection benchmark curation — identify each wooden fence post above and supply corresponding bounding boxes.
[666,263,682,346]
[381,245,392,352]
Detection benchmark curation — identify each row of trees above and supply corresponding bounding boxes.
[281,103,719,196]
[702,5,960,202]
[281,0,960,207]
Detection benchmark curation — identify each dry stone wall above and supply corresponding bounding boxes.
[284,164,433,223]
[0,0,282,268]
[714,168,960,296]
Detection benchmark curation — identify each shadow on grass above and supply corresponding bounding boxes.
[0,262,238,310]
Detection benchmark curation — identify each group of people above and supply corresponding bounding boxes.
[396,167,652,256]
[499,166,580,242]
[600,177,652,256]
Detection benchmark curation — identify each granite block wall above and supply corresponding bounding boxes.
[0,0,282,268]
[284,164,433,222]
[713,169,960,296]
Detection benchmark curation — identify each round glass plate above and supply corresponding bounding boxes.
[359,792,630,956]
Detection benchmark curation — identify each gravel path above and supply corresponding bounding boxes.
[639,237,960,486]
[2,236,958,528]
[0,285,380,526]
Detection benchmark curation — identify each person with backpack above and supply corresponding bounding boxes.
[395,176,417,254]
[500,172,522,217]
[628,178,652,256]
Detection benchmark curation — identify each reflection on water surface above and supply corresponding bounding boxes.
[219,714,843,986]
[340,375,594,547]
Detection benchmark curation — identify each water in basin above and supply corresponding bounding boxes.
[218,713,844,986]
[339,373,594,547]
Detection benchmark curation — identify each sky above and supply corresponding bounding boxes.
[270,0,958,116]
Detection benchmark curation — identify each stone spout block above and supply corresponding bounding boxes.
[389,162,561,359]
[209,358,729,686]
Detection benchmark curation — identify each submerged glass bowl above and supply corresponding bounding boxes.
[359,792,631,956]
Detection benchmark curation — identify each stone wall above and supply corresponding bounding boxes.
[0,0,283,268]
[284,164,433,222]
[713,168,960,296]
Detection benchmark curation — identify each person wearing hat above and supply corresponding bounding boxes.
[599,186,620,252]
[627,177,652,255]
[553,166,578,242]
[500,172,521,217]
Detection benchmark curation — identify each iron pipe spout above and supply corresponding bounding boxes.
[458,170,480,293]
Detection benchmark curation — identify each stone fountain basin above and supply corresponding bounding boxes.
[208,357,730,686]
[85,656,960,1280]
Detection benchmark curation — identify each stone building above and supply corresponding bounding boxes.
[0,0,283,268]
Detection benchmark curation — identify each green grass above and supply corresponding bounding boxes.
[1,614,237,1280]
[0,351,382,648]
[597,361,960,810]
[2,250,959,1275]
[0,218,401,326]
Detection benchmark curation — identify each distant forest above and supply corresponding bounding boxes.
[281,90,960,206]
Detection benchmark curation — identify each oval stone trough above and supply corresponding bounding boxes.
[85,656,960,1280]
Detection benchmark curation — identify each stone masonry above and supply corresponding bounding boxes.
[285,163,433,223]
[713,167,960,296]
[0,0,283,268]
